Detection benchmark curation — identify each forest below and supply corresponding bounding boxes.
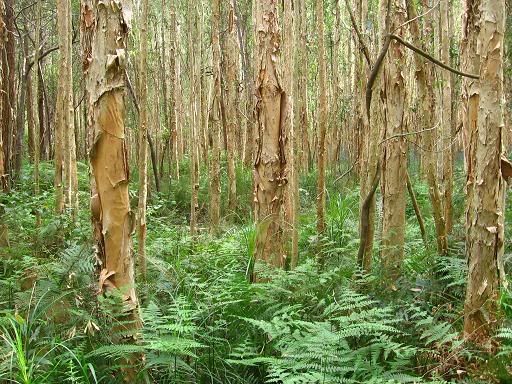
[0,0,512,382]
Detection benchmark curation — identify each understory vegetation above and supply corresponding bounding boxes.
[1,160,512,384]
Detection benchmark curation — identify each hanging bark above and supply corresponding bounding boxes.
[253,0,288,272]
[462,0,506,343]
[316,0,328,236]
[137,0,149,280]
[82,0,141,376]
[209,0,222,234]
[407,0,447,255]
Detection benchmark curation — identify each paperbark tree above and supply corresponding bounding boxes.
[407,0,447,255]
[224,0,238,214]
[316,0,328,236]
[82,0,141,376]
[253,0,288,271]
[440,0,453,233]
[137,0,149,279]
[1,0,14,191]
[380,0,407,283]
[284,0,297,268]
[189,1,200,236]
[462,0,506,343]
[209,0,222,234]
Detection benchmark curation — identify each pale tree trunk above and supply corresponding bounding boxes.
[137,0,149,280]
[253,0,288,272]
[0,0,4,189]
[284,0,298,268]
[224,0,238,214]
[189,2,201,236]
[209,0,221,234]
[170,0,179,180]
[33,0,41,227]
[462,0,506,343]
[380,0,407,283]
[296,0,309,173]
[355,0,378,272]
[82,0,141,376]
[1,0,13,191]
[63,0,78,216]
[316,0,328,237]
[55,0,65,213]
[407,0,447,255]
[441,0,453,233]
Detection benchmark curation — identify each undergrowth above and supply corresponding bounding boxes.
[0,161,511,383]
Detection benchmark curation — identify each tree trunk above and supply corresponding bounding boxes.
[137,0,149,280]
[462,0,506,343]
[380,0,407,283]
[82,0,141,376]
[284,0,297,268]
[1,0,14,191]
[189,2,201,236]
[253,0,288,272]
[224,0,239,214]
[441,0,453,233]
[407,0,447,255]
[209,0,222,234]
[316,0,328,237]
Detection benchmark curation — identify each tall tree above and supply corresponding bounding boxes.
[316,0,328,237]
[209,0,222,234]
[407,0,447,255]
[253,0,288,271]
[82,0,141,375]
[224,0,239,214]
[189,1,201,236]
[284,0,298,268]
[462,0,506,342]
[1,0,14,191]
[440,0,453,233]
[380,0,407,283]
[137,0,149,279]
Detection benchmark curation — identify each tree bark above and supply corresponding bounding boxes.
[209,0,222,234]
[462,0,506,343]
[380,0,407,283]
[316,0,328,237]
[137,0,149,280]
[253,0,288,272]
[82,0,141,376]
[407,0,447,255]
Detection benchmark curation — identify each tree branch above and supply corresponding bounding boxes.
[343,0,372,67]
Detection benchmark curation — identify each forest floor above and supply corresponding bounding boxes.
[1,160,512,383]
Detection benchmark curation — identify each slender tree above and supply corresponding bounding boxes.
[138,0,149,279]
[210,0,222,234]
[407,0,447,255]
[316,0,328,237]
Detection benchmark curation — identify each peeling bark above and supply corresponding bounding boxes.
[380,0,407,283]
[253,0,288,272]
[82,0,141,377]
[462,0,506,343]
